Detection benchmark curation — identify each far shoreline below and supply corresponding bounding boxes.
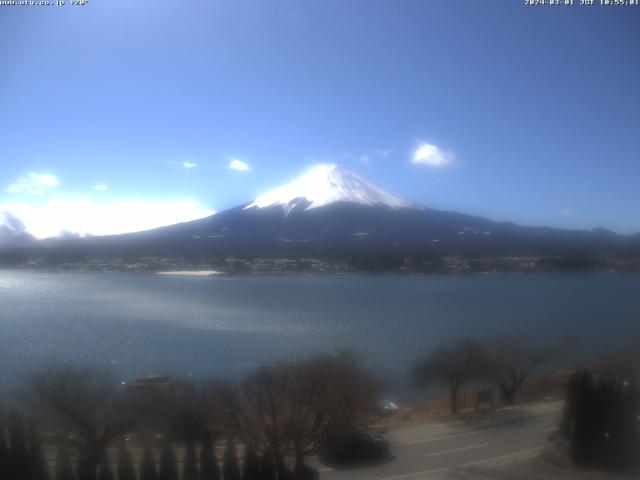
[1,267,638,279]
[2,253,640,276]
[156,270,223,277]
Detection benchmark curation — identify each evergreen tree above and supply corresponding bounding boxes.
[241,444,260,480]
[8,411,30,480]
[567,370,594,465]
[76,453,97,480]
[559,372,576,438]
[97,451,114,480]
[117,442,136,480]
[607,378,636,469]
[293,459,318,480]
[593,377,614,467]
[54,444,75,480]
[182,440,198,480]
[158,441,178,480]
[259,449,276,480]
[274,452,289,480]
[222,438,241,480]
[29,425,50,480]
[199,429,220,480]
[0,420,9,480]
[563,370,638,471]
[139,444,157,480]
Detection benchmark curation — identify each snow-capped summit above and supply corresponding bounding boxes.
[244,164,420,214]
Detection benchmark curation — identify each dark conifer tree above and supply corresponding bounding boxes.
[77,454,98,480]
[182,440,198,480]
[8,411,30,480]
[117,442,136,480]
[199,429,220,480]
[139,444,157,480]
[563,370,639,471]
[274,452,289,480]
[608,378,636,469]
[0,420,9,480]
[158,441,178,480]
[594,377,615,467]
[559,371,577,437]
[293,460,318,480]
[568,370,594,466]
[222,438,241,480]
[97,451,114,480]
[54,444,75,480]
[259,449,276,480]
[29,424,50,480]
[241,444,260,480]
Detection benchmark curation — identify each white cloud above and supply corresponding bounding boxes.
[228,158,251,172]
[0,198,215,239]
[93,184,109,191]
[165,160,198,169]
[411,142,455,168]
[341,149,390,164]
[6,173,60,195]
[561,208,572,217]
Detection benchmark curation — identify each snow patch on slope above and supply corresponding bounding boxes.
[244,164,419,215]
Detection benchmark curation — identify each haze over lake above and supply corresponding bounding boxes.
[1,271,639,393]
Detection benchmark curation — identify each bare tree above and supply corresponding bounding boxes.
[242,365,290,456]
[483,336,559,405]
[286,352,380,471]
[128,375,226,448]
[24,363,140,480]
[413,338,488,415]
[220,352,380,476]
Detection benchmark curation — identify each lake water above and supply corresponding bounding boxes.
[1,271,639,393]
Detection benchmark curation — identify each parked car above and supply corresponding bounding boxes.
[319,428,392,466]
[378,399,400,416]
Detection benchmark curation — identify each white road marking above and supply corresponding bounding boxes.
[374,446,544,480]
[402,429,482,446]
[318,467,334,472]
[401,411,561,446]
[423,442,489,458]
[542,427,557,433]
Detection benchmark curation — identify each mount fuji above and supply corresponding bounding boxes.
[4,164,638,266]
[243,164,418,214]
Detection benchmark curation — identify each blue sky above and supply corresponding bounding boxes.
[1,0,639,237]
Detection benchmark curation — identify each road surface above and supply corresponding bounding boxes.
[318,403,562,480]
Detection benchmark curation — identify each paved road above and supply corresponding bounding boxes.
[318,404,562,480]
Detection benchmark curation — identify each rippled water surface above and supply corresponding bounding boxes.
[1,271,639,390]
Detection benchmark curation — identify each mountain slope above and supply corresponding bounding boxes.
[6,165,639,263]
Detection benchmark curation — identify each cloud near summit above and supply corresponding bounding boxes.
[228,158,251,172]
[410,142,455,168]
